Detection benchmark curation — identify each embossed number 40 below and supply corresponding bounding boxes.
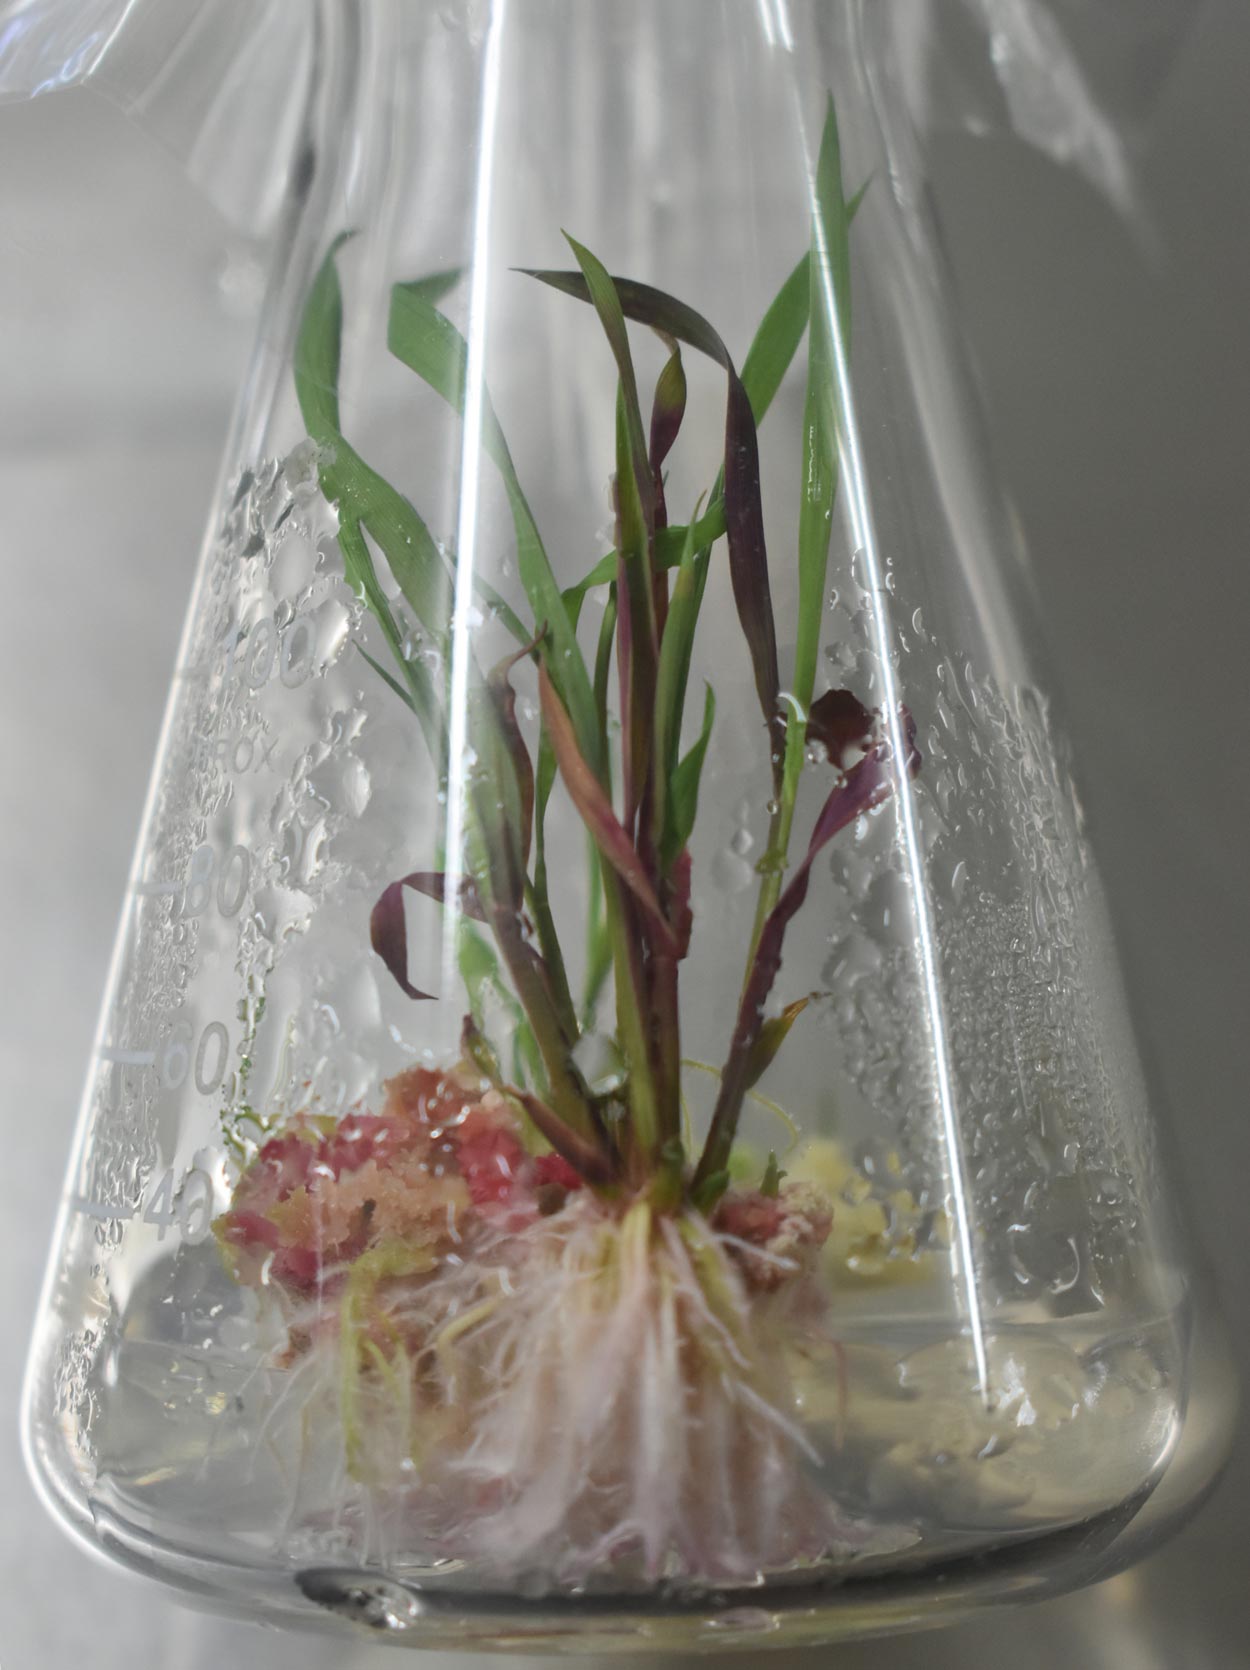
[142,1166,215,1244]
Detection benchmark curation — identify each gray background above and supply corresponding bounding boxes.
[1,4,1246,1665]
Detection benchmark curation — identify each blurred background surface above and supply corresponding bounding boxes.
[1,2,1246,1665]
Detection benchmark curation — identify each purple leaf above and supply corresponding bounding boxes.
[524,267,781,740]
[538,664,679,958]
[486,635,542,869]
[807,687,874,768]
[648,336,686,630]
[649,336,686,476]
[695,707,921,1185]
[370,870,486,1000]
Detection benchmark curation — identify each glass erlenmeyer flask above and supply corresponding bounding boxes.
[24,0,1235,1651]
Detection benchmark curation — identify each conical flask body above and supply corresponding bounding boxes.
[24,0,1233,1648]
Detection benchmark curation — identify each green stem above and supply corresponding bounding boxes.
[602,872,660,1174]
[746,704,807,962]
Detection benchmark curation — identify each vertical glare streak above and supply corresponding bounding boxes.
[442,0,509,996]
[773,0,796,52]
[787,9,989,1398]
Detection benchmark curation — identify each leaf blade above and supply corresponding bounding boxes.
[523,266,781,738]
[387,280,601,771]
[538,664,678,958]
[664,682,716,869]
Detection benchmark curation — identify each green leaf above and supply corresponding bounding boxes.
[743,996,810,1090]
[355,643,418,715]
[563,234,654,518]
[746,107,870,962]
[387,280,601,774]
[337,517,442,751]
[457,923,542,1088]
[655,506,703,774]
[294,231,352,441]
[581,829,613,1030]
[296,242,454,655]
[761,1150,786,1199]
[526,265,780,739]
[794,95,853,719]
[653,507,705,861]
[570,506,726,598]
[740,252,810,424]
[663,683,715,869]
[562,226,857,601]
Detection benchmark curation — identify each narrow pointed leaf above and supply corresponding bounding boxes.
[457,924,542,1088]
[355,643,418,715]
[663,682,716,869]
[538,665,678,957]
[761,1151,787,1197]
[388,281,600,770]
[523,266,781,734]
[649,336,687,476]
[563,234,654,524]
[461,1013,504,1086]
[296,244,454,649]
[337,517,442,753]
[556,200,864,605]
[485,636,541,870]
[794,97,854,720]
[475,574,529,644]
[740,252,810,421]
[572,506,726,598]
[487,626,580,1042]
[743,996,810,1090]
[654,505,703,791]
[293,232,353,440]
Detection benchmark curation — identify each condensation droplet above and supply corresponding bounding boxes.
[711,847,754,894]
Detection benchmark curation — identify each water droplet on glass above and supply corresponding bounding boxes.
[711,847,754,894]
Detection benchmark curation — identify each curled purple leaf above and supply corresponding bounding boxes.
[807,687,874,768]
[370,870,487,1000]
[649,335,687,481]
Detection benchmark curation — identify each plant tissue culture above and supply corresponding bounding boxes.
[25,12,1229,1647]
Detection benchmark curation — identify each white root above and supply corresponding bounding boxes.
[252,1189,911,1590]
